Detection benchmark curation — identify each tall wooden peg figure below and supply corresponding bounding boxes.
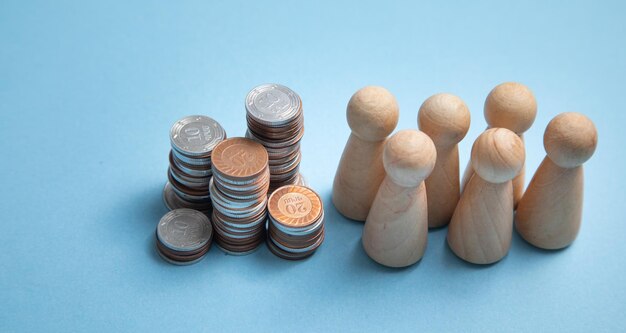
[418,93,471,228]
[448,128,525,265]
[362,130,436,268]
[461,82,537,207]
[515,112,598,250]
[333,86,399,221]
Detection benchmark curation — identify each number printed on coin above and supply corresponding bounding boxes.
[170,116,226,156]
[157,209,213,252]
[269,185,322,228]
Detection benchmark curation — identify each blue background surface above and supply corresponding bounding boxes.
[1,1,625,332]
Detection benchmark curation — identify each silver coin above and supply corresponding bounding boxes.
[169,183,211,202]
[162,182,212,213]
[270,211,325,236]
[245,84,301,127]
[218,213,268,229]
[245,128,304,149]
[157,208,213,252]
[171,149,212,166]
[170,115,226,157]
[169,169,210,189]
[171,158,213,178]
[269,232,324,254]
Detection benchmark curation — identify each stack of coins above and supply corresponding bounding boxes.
[156,208,213,265]
[267,185,325,260]
[210,137,270,255]
[245,84,306,192]
[164,115,226,215]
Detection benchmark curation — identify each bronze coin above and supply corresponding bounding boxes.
[269,225,324,247]
[215,234,264,252]
[266,238,316,261]
[268,185,323,229]
[157,240,211,262]
[211,137,268,181]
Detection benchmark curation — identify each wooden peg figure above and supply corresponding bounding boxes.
[461,82,537,207]
[362,130,436,268]
[515,112,598,250]
[333,86,399,221]
[448,128,525,265]
[418,93,471,228]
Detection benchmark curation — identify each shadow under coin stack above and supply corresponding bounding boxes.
[156,209,213,265]
[245,84,306,193]
[210,137,270,255]
[164,116,226,216]
[267,185,325,260]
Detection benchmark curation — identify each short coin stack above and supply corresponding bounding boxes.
[210,137,270,255]
[165,115,226,215]
[267,185,325,260]
[156,208,213,265]
[245,84,305,192]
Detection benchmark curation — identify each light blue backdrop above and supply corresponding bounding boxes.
[1,1,624,332]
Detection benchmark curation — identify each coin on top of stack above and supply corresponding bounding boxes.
[267,185,325,260]
[164,115,226,216]
[156,208,213,265]
[210,137,270,255]
[245,84,305,193]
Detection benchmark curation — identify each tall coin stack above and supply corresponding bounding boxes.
[210,137,270,255]
[245,84,305,193]
[164,116,226,216]
[267,185,325,260]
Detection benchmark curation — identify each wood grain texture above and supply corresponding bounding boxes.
[447,176,514,264]
[332,86,399,221]
[515,112,597,250]
[362,130,435,267]
[515,158,583,249]
[418,93,470,228]
[448,128,524,264]
[362,177,428,268]
[461,82,537,209]
[332,134,387,221]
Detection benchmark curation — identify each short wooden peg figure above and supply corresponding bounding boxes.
[515,112,598,250]
[332,86,399,221]
[418,93,471,228]
[362,130,436,268]
[461,82,537,207]
[448,128,525,265]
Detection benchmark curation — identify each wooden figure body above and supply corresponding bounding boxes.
[362,130,436,268]
[332,86,399,221]
[418,93,471,228]
[515,112,597,250]
[448,128,525,265]
[461,82,537,207]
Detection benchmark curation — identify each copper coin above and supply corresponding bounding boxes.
[268,185,322,229]
[211,137,268,181]
[266,237,316,261]
[270,230,324,254]
[157,243,210,263]
[269,227,324,250]
[215,234,264,251]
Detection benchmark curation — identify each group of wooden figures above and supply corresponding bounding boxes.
[332,83,598,267]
